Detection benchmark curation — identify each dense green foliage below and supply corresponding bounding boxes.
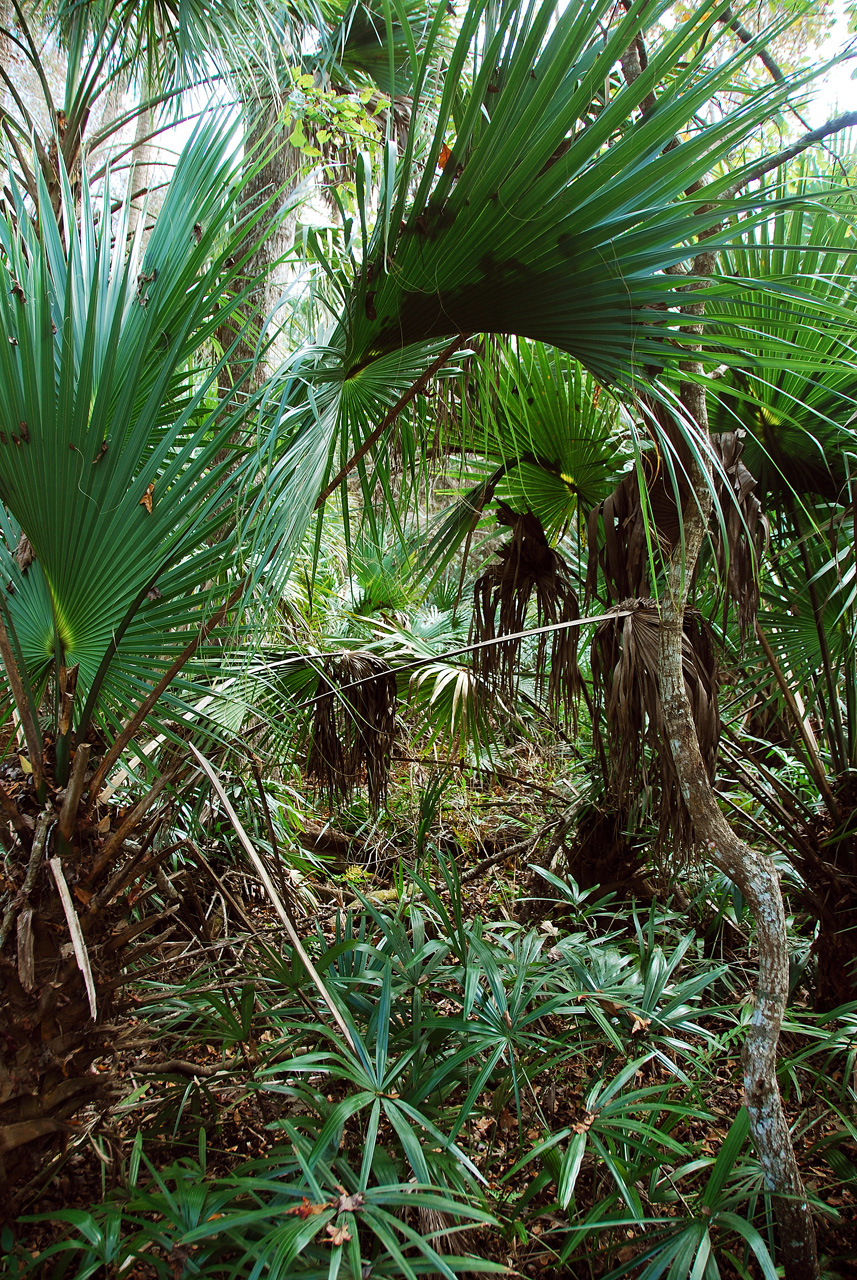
[0,0,856,1275]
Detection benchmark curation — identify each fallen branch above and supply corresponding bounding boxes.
[460,831,542,885]
[190,744,357,1055]
[133,1059,231,1079]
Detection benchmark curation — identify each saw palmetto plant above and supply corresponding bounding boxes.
[0,0,856,1270]
[0,117,312,1193]
[306,651,398,808]
[699,185,857,1010]
[471,503,581,722]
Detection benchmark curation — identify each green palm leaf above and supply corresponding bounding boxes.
[707,182,857,502]
[332,0,802,385]
[0,116,289,759]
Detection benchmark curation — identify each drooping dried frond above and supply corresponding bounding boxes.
[586,400,689,605]
[471,504,580,722]
[585,463,664,604]
[711,430,768,639]
[586,428,767,636]
[306,652,398,810]
[591,599,720,855]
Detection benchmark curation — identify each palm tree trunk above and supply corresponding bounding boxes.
[657,372,818,1280]
[226,105,302,394]
[127,77,154,239]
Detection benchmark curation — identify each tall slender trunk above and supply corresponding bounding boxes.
[225,105,303,396]
[657,373,818,1279]
[127,78,154,240]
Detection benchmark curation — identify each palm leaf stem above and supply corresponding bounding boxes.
[720,733,820,844]
[292,607,634,711]
[754,622,840,821]
[785,497,849,774]
[0,605,43,797]
[84,582,248,809]
[189,742,358,1055]
[57,742,91,846]
[89,767,180,881]
[314,333,471,510]
[8,1,56,123]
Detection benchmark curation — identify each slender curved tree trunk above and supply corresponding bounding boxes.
[657,371,819,1279]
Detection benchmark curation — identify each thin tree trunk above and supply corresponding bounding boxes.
[226,105,302,395]
[127,80,154,240]
[657,372,819,1279]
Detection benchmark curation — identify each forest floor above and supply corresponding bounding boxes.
[7,764,857,1279]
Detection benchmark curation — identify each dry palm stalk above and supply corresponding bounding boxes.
[591,598,719,854]
[710,429,768,639]
[471,504,580,722]
[307,652,398,809]
[587,427,765,640]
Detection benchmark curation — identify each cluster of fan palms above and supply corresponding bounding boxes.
[0,0,854,1271]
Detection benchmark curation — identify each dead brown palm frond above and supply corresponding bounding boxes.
[585,464,662,604]
[591,599,720,855]
[586,429,766,640]
[710,429,768,639]
[471,504,580,724]
[306,652,398,810]
[585,398,689,608]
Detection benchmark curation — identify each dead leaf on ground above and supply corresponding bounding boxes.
[337,1192,365,1213]
[287,1197,328,1218]
[326,1223,352,1246]
[571,1111,595,1135]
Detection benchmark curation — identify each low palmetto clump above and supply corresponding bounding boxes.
[0,117,303,1200]
[306,652,398,809]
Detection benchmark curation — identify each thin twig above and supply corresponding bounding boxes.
[718,6,784,82]
[392,752,577,803]
[294,607,633,711]
[189,744,357,1054]
[249,756,296,921]
[187,840,261,936]
[460,831,542,885]
[755,623,839,823]
[89,768,179,881]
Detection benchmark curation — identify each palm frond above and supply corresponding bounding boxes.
[0,115,293,761]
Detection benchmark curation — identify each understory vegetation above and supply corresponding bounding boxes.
[1,0,857,1276]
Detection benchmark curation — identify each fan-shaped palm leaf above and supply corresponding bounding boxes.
[0,116,291,776]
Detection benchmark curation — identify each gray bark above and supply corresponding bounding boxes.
[227,105,303,394]
[127,89,154,239]
[657,371,819,1279]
